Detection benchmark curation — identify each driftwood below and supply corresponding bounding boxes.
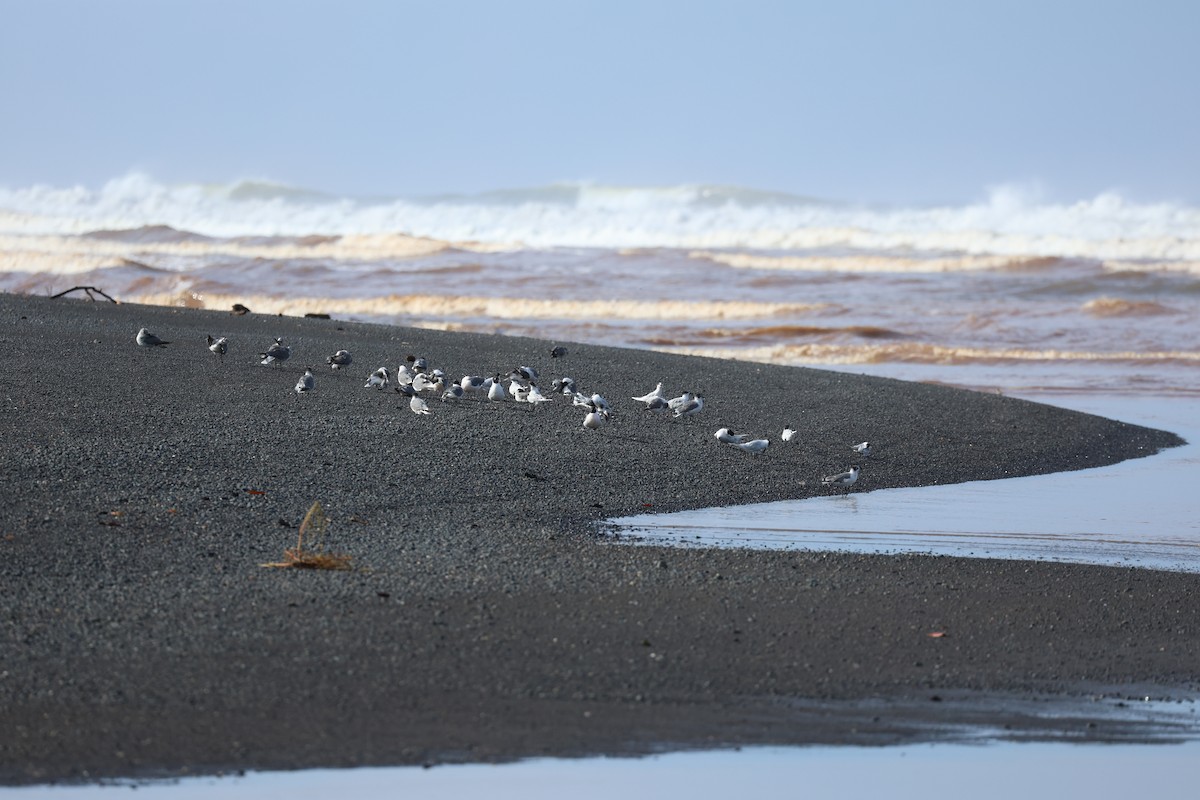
[50,286,120,303]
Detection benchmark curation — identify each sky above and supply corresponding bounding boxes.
[1,0,1197,205]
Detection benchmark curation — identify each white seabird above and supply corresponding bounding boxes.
[511,365,538,382]
[852,441,872,457]
[551,377,577,395]
[410,395,432,415]
[822,465,861,487]
[667,391,694,412]
[632,383,666,404]
[259,338,290,367]
[206,334,227,357]
[733,439,769,454]
[488,377,508,402]
[136,328,169,348]
[326,349,353,370]
[643,396,671,413]
[715,427,750,444]
[511,383,531,404]
[412,373,434,393]
[673,395,704,419]
[583,408,606,431]
[365,367,391,389]
[442,384,464,402]
[782,427,798,443]
[460,375,488,394]
[294,368,315,394]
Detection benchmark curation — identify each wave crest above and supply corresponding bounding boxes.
[3,174,1200,261]
[1082,297,1179,317]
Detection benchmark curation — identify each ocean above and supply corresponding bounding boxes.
[1,173,1198,400]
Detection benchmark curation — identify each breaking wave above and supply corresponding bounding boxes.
[1082,297,1179,317]
[117,292,834,322]
[665,343,1200,367]
[3,173,1200,262]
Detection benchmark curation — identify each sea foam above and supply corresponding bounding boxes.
[2,174,1200,262]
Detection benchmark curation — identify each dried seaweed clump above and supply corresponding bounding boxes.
[261,501,352,570]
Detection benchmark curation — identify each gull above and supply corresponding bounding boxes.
[583,407,606,431]
[674,395,704,419]
[715,427,750,444]
[782,427,798,443]
[395,364,414,386]
[365,367,391,389]
[852,441,872,457]
[551,376,577,395]
[488,376,508,402]
[294,368,315,394]
[326,349,353,370]
[733,439,769,454]
[667,391,694,412]
[460,375,489,394]
[428,375,446,394]
[410,395,431,415]
[405,354,428,371]
[511,365,538,382]
[643,396,671,413]
[509,380,530,403]
[632,383,666,404]
[442,384,464,402]
[590,393,610,412]
[822,465,861,487]
[550,345,568,358]
[259,338,290,367]
[136,328,169,348]
[206,334,227,357]
[526,384,553,405]
[572,391,594,408]
[412,373,434,393]
[394,384,415,398]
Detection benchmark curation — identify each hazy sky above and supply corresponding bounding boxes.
[1,0,1197,205]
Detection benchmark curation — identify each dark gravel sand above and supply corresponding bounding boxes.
[1,292,1196,784]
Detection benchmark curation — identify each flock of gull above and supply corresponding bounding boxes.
[136,327,866,488]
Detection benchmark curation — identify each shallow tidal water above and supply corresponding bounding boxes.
[10,738,1200,799]
[610,392,1200,572]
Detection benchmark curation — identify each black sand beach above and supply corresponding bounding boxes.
[1,292,1196,784]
